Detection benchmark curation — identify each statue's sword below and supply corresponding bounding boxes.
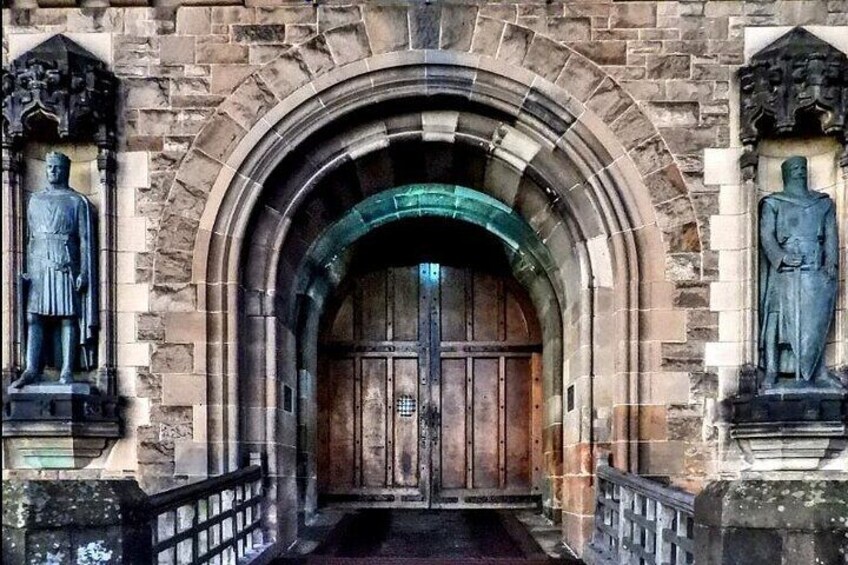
[795,265,801,382]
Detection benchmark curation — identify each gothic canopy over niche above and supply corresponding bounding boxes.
[1,35,118,145]
[738,28,848,159]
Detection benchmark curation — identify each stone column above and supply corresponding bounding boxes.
[2,480,151,564]
[694,480,848,565]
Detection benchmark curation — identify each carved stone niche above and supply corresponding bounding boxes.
[738,27,848,173]
[729,28,848,474]
[1,35,120,469]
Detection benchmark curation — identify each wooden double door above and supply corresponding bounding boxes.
[317,263,543,508]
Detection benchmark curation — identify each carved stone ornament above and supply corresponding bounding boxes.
[1,34,117,144]
[738,28,848,155]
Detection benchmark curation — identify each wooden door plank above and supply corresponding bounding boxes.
[418,263,433,506]
[393,357,420,487]
[327,358,355,490]
[361,358,388,487]
[439,266,465,341]
[393,266,419,341]
[506,356,532,488]
[472,272,499,341]
[440,358,466,489]
[361,270,387,340]
[472,357,499,489]
[427,263,442,497]
[531,353,543,493]
[498,356,507,489]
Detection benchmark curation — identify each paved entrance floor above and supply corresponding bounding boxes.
[277,510,584,564]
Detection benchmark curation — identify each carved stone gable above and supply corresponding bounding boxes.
[1,35,117,144]
[738,28,848,147]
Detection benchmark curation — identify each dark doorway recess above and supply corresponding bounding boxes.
[276,509,583,564]
[316,219,544,509]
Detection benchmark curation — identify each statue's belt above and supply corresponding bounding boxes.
[31,233,73,241]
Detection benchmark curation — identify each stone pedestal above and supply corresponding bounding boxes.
[2,480,151,565]
[2,384,121,469]
[694,480,848,565]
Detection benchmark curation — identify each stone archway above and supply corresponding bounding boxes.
[149,15,698,553]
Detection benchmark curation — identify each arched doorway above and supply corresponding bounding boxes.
[316,218,543,508]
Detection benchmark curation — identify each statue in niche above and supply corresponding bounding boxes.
[10,151,98,389]
[758,156,840,390]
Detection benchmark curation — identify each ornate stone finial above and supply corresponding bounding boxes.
[738,28,848,150]
[1,35,117,145]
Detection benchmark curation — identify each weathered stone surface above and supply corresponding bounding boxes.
[176,6,210,35]
[160,35,195,65]
[318,5,361,31]
[695,480,848,565]
[523,34,570,82]
[410,4,441,50]
[609,105,655,149]
[2,480,150,565]
[440,5,477,51]
[232,24,286,44]
[586,78,633,123]
[150,343,194,373]
[556,54,605,102]
[628,135,674,176]
[259,49,312,97]
[124,78,169,109]
[299,35,335,76]
[498,23,534,66]
[547,17,591,42]
[197,36,249,64]
[647,54,692,79]
[175,149,222,195]
[220,75,277,129]
[611,3,657,28]
[363,6,409,55]
[255,6,315,25]
[324,22,371,65]
[470,17,505,57]
[569,41,627,65]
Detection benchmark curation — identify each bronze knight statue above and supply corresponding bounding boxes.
[10,151,98,389]
[758,156,840,389]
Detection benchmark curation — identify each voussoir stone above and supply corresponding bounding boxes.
[324,22,371,65]
[194,112,246,163]
[498,23,534,66]
[628,135,674,176]
[470,17,506,58]
[363,6,409,55]
[410,4,441,50]
[259,49,312,98]
[556,54,605,102]
[439,5,477,51]
[586,78,634,123]
[523,34,571,82]
[175,149,221,195]
[299,34,336,76]
[610,105,655,150]
[220,75,278,129]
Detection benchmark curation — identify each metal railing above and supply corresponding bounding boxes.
[148,465,264,565]
[585,461,695,565]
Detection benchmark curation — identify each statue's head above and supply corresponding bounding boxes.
[45,151,71,187]
[781,156,808,195]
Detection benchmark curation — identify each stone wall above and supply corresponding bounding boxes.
[2,0,847,556]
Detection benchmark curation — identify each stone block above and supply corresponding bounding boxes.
[174,440,208,476]
[258,50,312,98]
[160,35,195,65]
[695,480,848,565]
[124,77,169,109]
[547,17,591,42]
[410,4,440,50]
[117,152,150,189]
[523,34,570,82]
[470,17,505,58]
[254,6,315,25]
[556,54,605,102]
[569,41,627,66]
[151,344,195,374]
[440,5,477,51]
[210,64,256,94]
[318,5,361,31]
[196,36,249,64]
[586,77,633,123]
[220,75,277,129]
[2,480,150,565]
[162,373,205,405]
[611,3,657,28]
[498,23,534,66]
[647,54,691,79]
[118,343,151,367]
[176,6,210,35]
[324,22,371,65]
[232,24,286,44]
[117,283,151,313]
[704,147,743,186]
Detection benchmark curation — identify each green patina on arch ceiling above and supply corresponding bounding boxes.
[296,184,566,316]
